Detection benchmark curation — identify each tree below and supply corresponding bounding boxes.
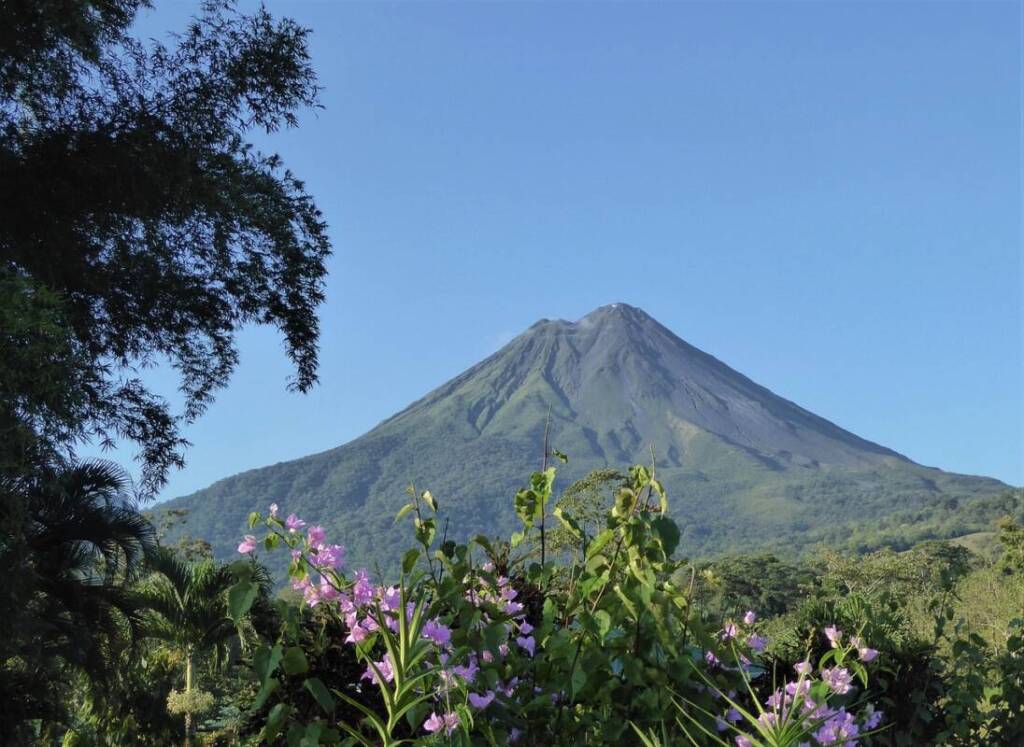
[1,0,331,495]
[137,547,270,743]
[0,460,156,742]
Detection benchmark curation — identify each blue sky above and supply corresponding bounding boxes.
[121,0,1022,499]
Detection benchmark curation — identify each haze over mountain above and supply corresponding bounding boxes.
[163,304,1009,568]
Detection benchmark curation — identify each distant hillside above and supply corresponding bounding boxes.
[160,304,1011,569]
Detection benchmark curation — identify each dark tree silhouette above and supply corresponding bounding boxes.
[0,0,332,495]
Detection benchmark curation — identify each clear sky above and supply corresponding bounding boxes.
[117,0,1022,500]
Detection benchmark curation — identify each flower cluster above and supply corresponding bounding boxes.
[712,623,883,747]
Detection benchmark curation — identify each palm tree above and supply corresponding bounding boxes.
[138,546,271,743]
[0,459,156,741]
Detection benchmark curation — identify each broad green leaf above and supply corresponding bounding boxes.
[303,676,335,714]
[571,668,586,699]
[394,503,415,522]
[247,511,261,529]
[264,702,292,742]
[281,645,309,675]
[227,579,257,625]
[251,678,279,711]
[651,516,680,557]
[402,548,420,574]
[254,644,283,686]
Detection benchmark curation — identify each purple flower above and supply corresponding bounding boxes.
[794,660,812,676]
[743,610,757,625]
[704,650,720,668]
[859,646,878,662]
[821,666,853,695]
[452,657,479,683]
[715,716,729,732]
[285,514,306,533]
[308,525,326,546]
[863,705,884,730]
[747,634,768,652]
[423,711,459,735]
[360,657,394,684]
[721,622,739,641]
[314,543,345,569]
[237,535,258,554]
[519,621,534,635]
[516,635,536,656]
[422,618,452,647]
[468,690,495,709]
[814,708,860,745]
[824,625,842,648]
[505,601,525,617]
[351,569,373,606]
[726,707,742,723]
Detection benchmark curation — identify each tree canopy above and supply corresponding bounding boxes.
[1,0,331,494]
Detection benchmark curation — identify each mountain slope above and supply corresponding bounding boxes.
[162,304,1009,568]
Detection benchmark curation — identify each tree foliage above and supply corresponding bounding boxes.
[1,0,331,494]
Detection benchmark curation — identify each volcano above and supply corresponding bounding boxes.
[163,304,1008,567]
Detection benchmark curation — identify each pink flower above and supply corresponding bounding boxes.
[743,610,757,625]
[468,690,495,709]
[308,525,326,546]
[794,660,812,676]
[285,514,306,533]
[736,736,753,747]
[422,619,452,647]
[824,625,842,648]
[269,503,279,518]
[516,635,536,656]
[345,621,370,644]
[721,622,738,641]
[237,535,258,554]
[482,650,494,663]
[423,711,459,735]
[360,657,394,684]
[851,635,878,662]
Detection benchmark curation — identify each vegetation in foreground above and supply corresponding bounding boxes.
[5,460,1017,745]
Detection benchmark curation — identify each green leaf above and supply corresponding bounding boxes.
[264,532,280,551]
[251,678,279,711]
[282,646,309,675]
[248,511,261,529]
[550,448,569,463]
[651,516,680,556]
[414,516,436,548]
[510,530,526,548]
[594,609,612,637]
[263,702,292,742]
[571,668,586,699]
[394,503,415,523]
[304,676,335,714]
[254,645,283,686]
[402,548,420,574]
[227,579,257,625]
